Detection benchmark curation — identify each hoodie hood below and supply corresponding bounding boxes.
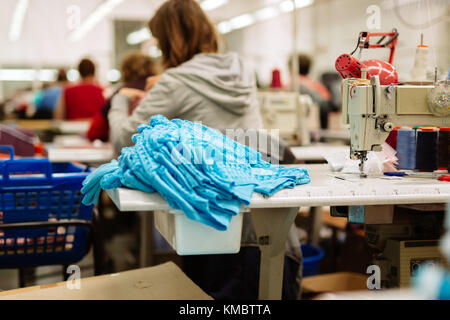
[164,52,257,116]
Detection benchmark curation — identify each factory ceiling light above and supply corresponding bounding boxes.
[200,0,228,11]
[217,21,233,34]
[218,0,314,34]
[229,14,255,30]
[107,69,121,82]
[9,0,30,42]
[127,28,151,45]
[149,46,162,58]
[69,0,125,42]
[126,0,314,43]
[126,0,229,46]
[254,6,280,21]
[0,69,57,82]
[294,0,314,9]
[67,69,80,82]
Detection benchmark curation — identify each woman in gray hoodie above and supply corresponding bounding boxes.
[109,0,301,300]
[109,6,262,153]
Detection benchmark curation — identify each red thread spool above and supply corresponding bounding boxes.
[385,126,401,150]
[270,68,282,89]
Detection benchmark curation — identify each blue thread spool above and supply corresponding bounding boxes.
[416,128,439,172]
[397,128,416,169]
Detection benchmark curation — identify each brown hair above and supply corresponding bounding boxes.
[288,54,312,76]
[56,68,67,82]
[120,51,155,84]
[148,0,218,69]
[78,58,96,78]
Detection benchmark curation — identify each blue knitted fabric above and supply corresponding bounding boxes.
[81,115,311,230]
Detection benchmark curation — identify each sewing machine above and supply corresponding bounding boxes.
[341,77,450,175]
[372,239,443,288]
[257,91,314,146]
[364,205,445,288]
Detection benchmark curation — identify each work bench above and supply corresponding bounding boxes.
[45,135,115,166]
[106,164,450,300]
[46,146,115,165]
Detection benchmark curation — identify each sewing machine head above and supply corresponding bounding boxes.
[341,76,449,175]
[258,91,313,146]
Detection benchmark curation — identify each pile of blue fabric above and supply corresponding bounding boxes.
[81,115,311,230]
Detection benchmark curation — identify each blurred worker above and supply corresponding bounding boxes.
[87,52,157,142]
[33,69,68,119]
[3,87,34,119]
[54,58,105,120]
[108,0,300,300]
[320,71,342,114]
[289,53,332,129]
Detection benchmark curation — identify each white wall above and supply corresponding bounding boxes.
[225,0,450,86]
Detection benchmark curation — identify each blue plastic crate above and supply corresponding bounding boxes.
[0,146,94,268]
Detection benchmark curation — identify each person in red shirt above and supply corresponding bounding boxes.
[54,58,105,120]
[86,52,157,142]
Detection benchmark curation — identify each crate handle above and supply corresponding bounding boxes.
[2,159,53,182]
[0,145,14,160]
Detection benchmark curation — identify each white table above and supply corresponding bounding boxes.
[290,144,350,244]
[2,120,90,135]
[106,164,450,300]
[52,135,92,148]
[51,121,91,135]
[46,136,115,166]
[47,147,114,165]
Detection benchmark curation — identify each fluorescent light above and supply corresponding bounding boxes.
[38,69,58,82]
[201,0,228,11]
[295,0,313,9]
[229,14,255,30]
[217,21,233,34]
[279,0,313,12]
[279,0,294,12]
[0,69,57,81]
[67,69,80,82]
[126,0,229,45]
[9,0,29,42]
[69,0,125,42]
[107,69,121,82]
[127,28,151,45]
[254,6,280,21]
[217,0,314,34]
[0,69,35,81]
[149,46,162,58]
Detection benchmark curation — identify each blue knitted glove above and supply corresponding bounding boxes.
[81,160,120,205]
